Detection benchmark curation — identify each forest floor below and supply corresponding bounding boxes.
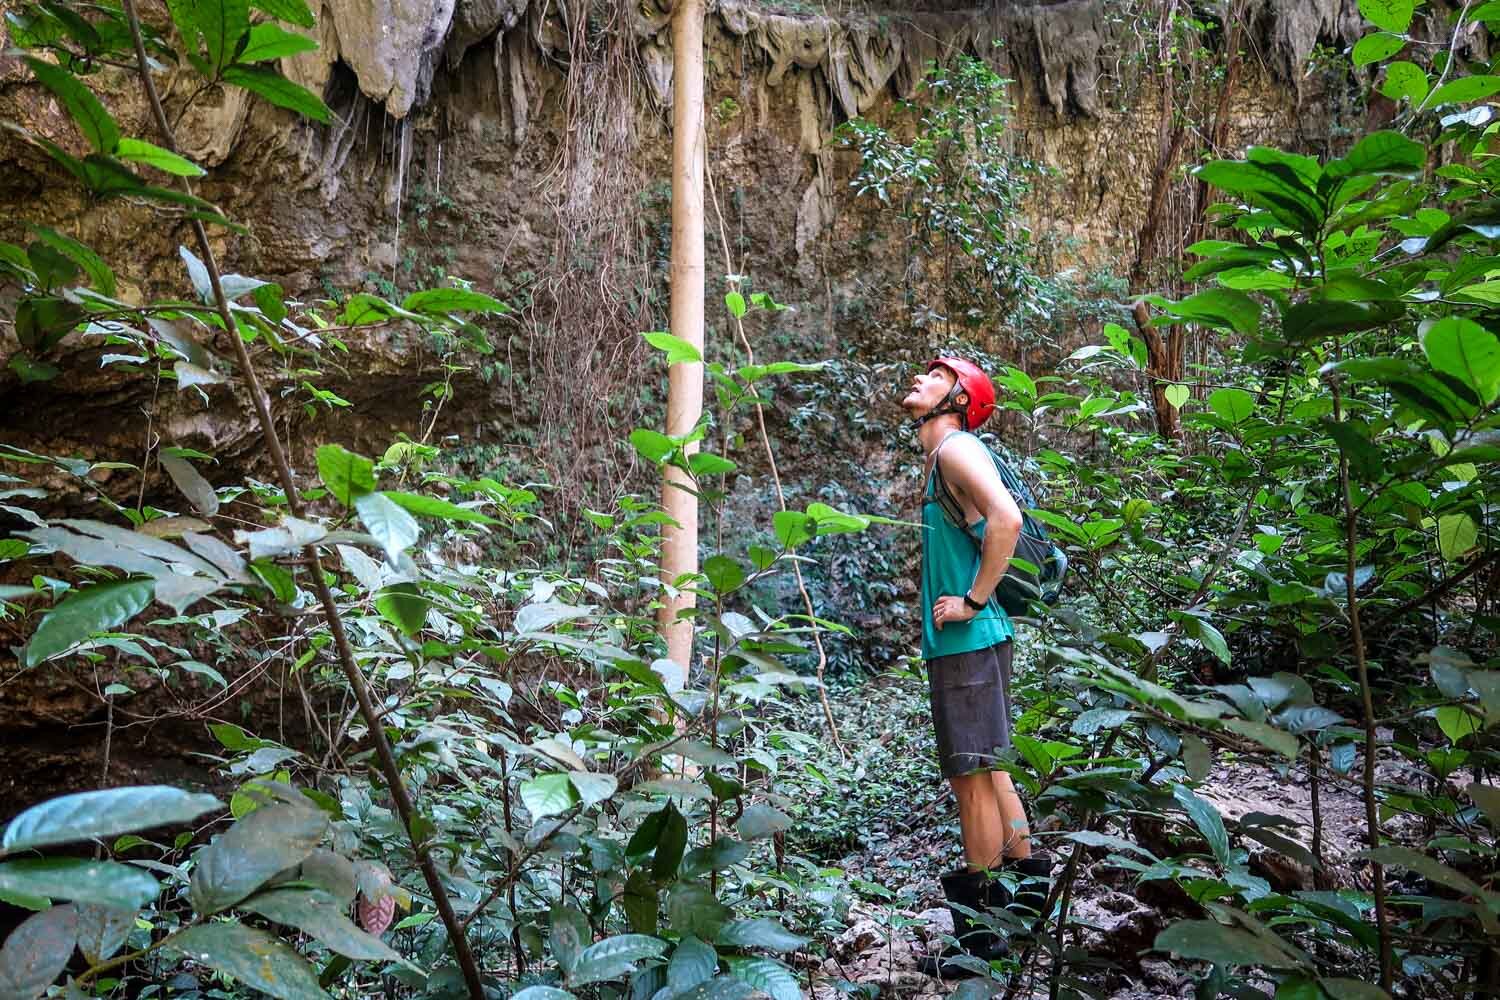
[781,663,1375,1000]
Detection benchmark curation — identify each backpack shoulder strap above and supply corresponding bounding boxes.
[929,432,981,548]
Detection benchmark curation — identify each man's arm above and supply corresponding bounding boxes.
[940,435,1022,604]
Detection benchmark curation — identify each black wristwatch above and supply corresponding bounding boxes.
[963,592,986,611]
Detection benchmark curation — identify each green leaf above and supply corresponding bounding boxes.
[401,287,509,315]
[193,0,251,73]
[115,138,205,177]
[1154,919,1305,969]
[0,859,158,909]
[1351,32,1405,65]
[0,904,78,1000]
[1467,782,1500,827]
[1427,75,1500,108]
[1223,718,1300,759]
[339,292,403,326]
[1181,734,1213,782]
[569,771,618,806]
[550,904,589,975]
[1163,383,1189,409]
[724,957,801,1000]
[1436,705,1483,744]
[1438,513,1479,562]
[520,773,577,819]
[1381,61,1429,103]
[26,225,114,296]
[1319,979,1391,1000]
[688,452,736,478]
[1421,317,1500,403]
[669,935,717,989]
[643,331,703,364]
[239,887,401,961]
[23,579,154,667]
[717,918,810,952]
[1332,131,1426,177]
[667,978,753,1000]
[630,428,675,463]
[165,923,328,999]
[315,445,375,506]
[1358,0,1414,32]
[513,989,576,1000]
[703,554,746,594]
[23,56,120,154]
[222,64,331,123]
[354,491,421,560]
[653,803,688,881]
[570,934,668,986]
[159,452,220,515]
[1193,160,1319,233]
[1171,785,1230,866]
[1208,388,1255,424]
[1356,846,1484,895]
[374,583,426,637]
[1150,288,1261,336]
[381,490,499,524]
[667,884,731,941]
[3,786,221,852]
[189,802,328,915]
[1283,299,1403,341]
[74,904,134,964]
[724,292,746,318]
[250,0,315,26]
[623,870,658,934]
[238,21,318,61]
[735,804,791,840]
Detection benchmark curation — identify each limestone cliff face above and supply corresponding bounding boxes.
[0,0,1360,490]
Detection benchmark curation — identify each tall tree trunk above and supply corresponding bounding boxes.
[658,0,706,669]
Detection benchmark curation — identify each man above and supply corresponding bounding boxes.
[901,356,1049,976]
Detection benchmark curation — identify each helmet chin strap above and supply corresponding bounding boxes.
[911,385,969,430]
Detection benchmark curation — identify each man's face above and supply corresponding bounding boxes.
[901,365,959,416]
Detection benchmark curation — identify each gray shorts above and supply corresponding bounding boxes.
[927,641,1014,778]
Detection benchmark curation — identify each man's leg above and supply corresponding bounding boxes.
[951,772,1007,870]
[990,770,1031,860]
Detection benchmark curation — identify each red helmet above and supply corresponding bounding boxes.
[928,356,996,430]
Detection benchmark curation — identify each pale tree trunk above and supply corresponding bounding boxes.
[658,0,705,669]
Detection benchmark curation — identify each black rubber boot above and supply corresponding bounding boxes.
[917,868,1010,978]
[1005,854,1055,926]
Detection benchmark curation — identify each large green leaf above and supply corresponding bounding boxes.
[653,803,689,881]
[3,785,221,852]
[1351,32,1405,66]
[520,773,577,819]
[667,884,730,941]
[240,888,402,961]
[1150,288,1261,336]
[0,859,158,909]
[23,579,155,667]
[116,138,205,177]
[569,934,668,986]
[669,936,718,989]
[1154,919,1305,969]
[1282,299,1403,342]
[315,444,375,506]
[1194,161,1320,232]
[26,225,114,296]
[1427,75,1500,108]
[222,65,331,122]
[1222,718,1299,760]
[374,583,427,637]
[735,804,791,840]
[717,918,810,953]
[165,923,328,999]
[1358,0,1414,32]
[1381,61,1429,103]
[159,452,220,515]
[1421,317,1500,403]
[0,904,78,1000]
[189,803,327,915]
[402,288,509,315]
[74,904,134,964]
[724,957,801,1000]
[23,56,119,154]
[1438,512,1479,562]
[1356,846,1484,895]
[1171,785,1230,866]
[249,0,315,27]
[381,490,499,524]
[191,0,250,73]
[239,22,318,61]
[354,491,421,560]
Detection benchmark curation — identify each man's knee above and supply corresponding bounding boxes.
[949,771,996,802]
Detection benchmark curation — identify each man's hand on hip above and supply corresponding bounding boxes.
[932,595,978,630]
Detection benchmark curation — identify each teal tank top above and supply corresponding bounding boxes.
[921,435,1015,661]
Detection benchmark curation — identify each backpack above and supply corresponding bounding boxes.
[930,433,1068,618]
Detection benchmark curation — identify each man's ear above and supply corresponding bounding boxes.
[954,391,969,408]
